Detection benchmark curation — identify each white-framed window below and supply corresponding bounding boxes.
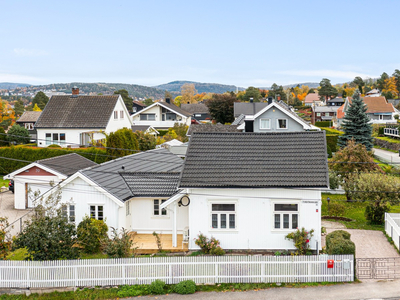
[114,111,118,119]
[120,111,124,119]
[211,203,236,229]
[140,114,156,121]
[195,114,202,117]
[273,203,298,230]
[25,123,34,130]
[45,133,51,145]
[325,113,330,116]
[260,118,271,129]
[52,133,59,144]
[62,204,75,222]
[277,119,287,129]
[316,113,321,117]
[126,201,130,216]
[60,133,66,145]
[153,199,167,216]
[133,107,137,112]
[379,115,384,120]
[90,205,104,220]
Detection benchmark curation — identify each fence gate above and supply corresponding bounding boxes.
[356,258,400,279]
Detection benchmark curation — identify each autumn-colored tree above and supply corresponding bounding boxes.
[181,83,197,104]
[0,99,16,130]
[382,77,398,99]
[393,69,400,94]
[173,96,182,107]
[32,104,42,111]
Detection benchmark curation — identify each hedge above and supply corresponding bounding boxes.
[320,127,344,135]
[0,146,109,175]
[326,134,339,152]
[325,230,355,256]
[157,130,169,136]
[315,121,331,127]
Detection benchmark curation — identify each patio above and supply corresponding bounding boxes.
[131,233,188,254]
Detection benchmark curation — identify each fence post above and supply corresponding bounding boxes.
[122,264,126,285]
[215,263,218,284]
[74,265,78,287]
[261,262,265,283]
[169,264,172,284]
[26,265,30,288]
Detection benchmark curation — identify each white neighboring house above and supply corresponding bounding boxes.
[3,153,97,209]
[35,87,132,148]
[39,149,185,233]
[131,125,159,136]
[131,99,192,129]
[161,131,329,251]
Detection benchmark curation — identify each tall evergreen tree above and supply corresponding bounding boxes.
[338,91,373,150]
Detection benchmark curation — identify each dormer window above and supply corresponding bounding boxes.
[277,119,287,129]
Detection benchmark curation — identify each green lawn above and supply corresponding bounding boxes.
[321,193,400,231]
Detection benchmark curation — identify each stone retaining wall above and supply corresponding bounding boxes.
[374,138,400,151]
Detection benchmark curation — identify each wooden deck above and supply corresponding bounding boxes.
[131,233,188,254]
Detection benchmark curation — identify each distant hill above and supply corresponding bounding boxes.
[154,81,245,94]
[31,82,172,99]
[0,82,31,89]
[259,82,320,90]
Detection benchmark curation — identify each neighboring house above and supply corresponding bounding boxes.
[161,131,329,251]
[181,103,211,123]
[304,93,323,106]
[365,89,381,97]
[16,111,41,141]
[35,88,132,148]
[327,97,345,107]
[337,96,396,127]
[3,153,97,209]
[132,100,147,113]
[312,106,339,125]
[242,101,320,132]
[131,99,192,129]
[156,139,188,157]
[40,149,184,233]
[186,123,241,137]
[234,102,269,118]
[131,125,159,136]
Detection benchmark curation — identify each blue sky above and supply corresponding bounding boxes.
[1,0,400,88]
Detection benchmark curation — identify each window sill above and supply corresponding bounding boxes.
[209,229,238,233]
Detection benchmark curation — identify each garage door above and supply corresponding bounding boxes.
[27,183,51,207]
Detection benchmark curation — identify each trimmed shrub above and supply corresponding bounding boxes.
[175,280,196,295]
[365,204,390,225]
[77,216,108,254]
[158,129,169,136]
[315,121,331,127]
[149,280,166,294]
[48,144,62,148]
[320,127,344,135]
[326,236,355,256]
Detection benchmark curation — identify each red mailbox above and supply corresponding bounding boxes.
[327,260,334,268]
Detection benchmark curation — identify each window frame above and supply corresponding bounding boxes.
[259,118,271,130]
[25,123,34,130]
[272,202,299,231]
[62,204,76,223]
[209,200,238,231]
[153,199,167,217]
[45,133,51,145]
[316,113,321,117]
[120,110,124,119]
[90,205,104,220]
[114,111,118,119]
[277,118,288,130]
[140,114,156,121]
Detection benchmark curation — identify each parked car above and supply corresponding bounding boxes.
[8,180,14,193]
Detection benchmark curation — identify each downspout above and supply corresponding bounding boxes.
[164,202,177,248]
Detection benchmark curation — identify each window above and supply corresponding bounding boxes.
[379,115,384,120]
[126,201,130,216]
[211,203,236,229]
[90,205,104,220]
[195,114,202,117]
[25,123,34,130]
[260,119,271,129]
[277,119,287,129]
[62,205,75,222]
[154,199,167,216]
[273,203,298,230]
[133,107,137,112]
[325,113,330,116]
[114,111,118,119]
[52,133,59,144]
[60,133,66,145]
[140,114,156,121]
[45,133,51,145]
[120,111,124,119]
[316,113,321,117]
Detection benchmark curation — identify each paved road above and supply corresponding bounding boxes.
[124,280,400,300]
[373,148,400,167]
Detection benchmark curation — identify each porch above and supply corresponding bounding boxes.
[131,233,188,254]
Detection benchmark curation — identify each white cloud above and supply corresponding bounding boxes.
[278,69,373,80]
[13,48,49,57]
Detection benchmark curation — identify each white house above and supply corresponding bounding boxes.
[3,153,97,209]
[131,99,192,129]
[39,149,185,234]
[35,87,132,147]
[161,131,329,251]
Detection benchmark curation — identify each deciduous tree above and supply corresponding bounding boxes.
[243,87,262,102]
[106,128,139,157]
[31,91,49,110]
[114,89,133,113]
[205,93,236,124]
[381,77,398,99]
[0,99,15,130]
[13,100,25,117]
[377,72,389,91]
[181,83,197,104]
[6,124,30,144]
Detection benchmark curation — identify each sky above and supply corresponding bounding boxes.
[1,0,400,88]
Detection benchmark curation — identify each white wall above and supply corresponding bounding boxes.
[131,104,191,128]
[14,175,60,209]
[187,188,321,251]
[126,198,189,234]
[105,96,133,133]
[36,128,106,148]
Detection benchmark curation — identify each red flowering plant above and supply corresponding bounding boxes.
[194,233,225,256]
[285,227,315,255]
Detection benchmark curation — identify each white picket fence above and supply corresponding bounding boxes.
[0,255,353,288]
[386,213,400,250]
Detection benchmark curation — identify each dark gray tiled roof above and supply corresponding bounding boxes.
[81,148,183,201]
[16,111,42,123]
[179,132,328,188]
[232,114,245,125]
[234,102,269,117]
[160,102,192,117]
[131,125,151,132]
[187,124,241,136]
[181,103,209,114]
[121,172,181,197]
[35,95,120,128]
[37,153,97,176]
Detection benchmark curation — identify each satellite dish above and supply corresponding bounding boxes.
[178,196,190,207]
